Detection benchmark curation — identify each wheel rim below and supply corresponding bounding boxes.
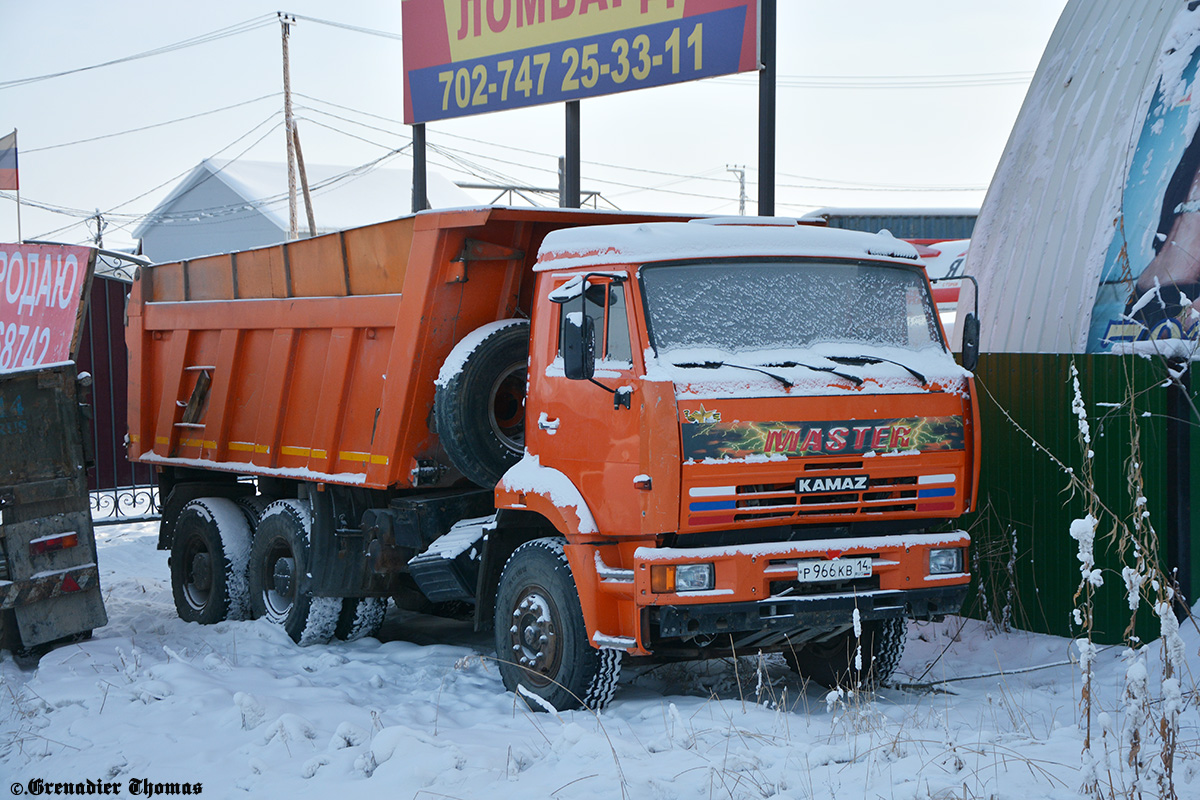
[508,587,561,688]
[260,538,297,620]
[489,364,526,453]
[180,534,213,612]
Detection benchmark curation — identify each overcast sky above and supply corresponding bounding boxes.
[0,1,1069,249]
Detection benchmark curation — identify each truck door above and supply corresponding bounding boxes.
[530,276,643,535]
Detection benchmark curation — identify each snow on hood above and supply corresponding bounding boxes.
[643,342,971,400]
[535,220,921,272]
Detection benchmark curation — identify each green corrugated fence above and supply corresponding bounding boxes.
[963,353,1196,644]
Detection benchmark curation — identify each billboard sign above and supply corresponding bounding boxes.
[1090,6,1200,352]
[0,243,95,373]
[402,0,759,124]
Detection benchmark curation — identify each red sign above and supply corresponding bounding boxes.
[0,244,94,373]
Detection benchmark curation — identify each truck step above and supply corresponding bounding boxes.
[406,516,493,603]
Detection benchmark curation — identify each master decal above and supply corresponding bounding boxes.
[681,416,965,461]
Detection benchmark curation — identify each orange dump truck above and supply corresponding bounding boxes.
[127,206,980,710]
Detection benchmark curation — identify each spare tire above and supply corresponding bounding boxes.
[435,320,530,487]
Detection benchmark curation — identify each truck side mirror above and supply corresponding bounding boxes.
[961,312,980,371]
[562,311,595,381]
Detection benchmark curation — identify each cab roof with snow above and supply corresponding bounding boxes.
[534,217,922,272]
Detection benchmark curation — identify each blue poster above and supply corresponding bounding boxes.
[1089,27,1200,352]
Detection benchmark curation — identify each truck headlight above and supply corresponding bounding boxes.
[651,563,715,593]
[929,548,964,575]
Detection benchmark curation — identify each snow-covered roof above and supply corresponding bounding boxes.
[534,218,922,272]
[132,158,472,239]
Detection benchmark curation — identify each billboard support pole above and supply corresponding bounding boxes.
[413,123,428,213]
[564,101,581,208]
[758,0,776,216]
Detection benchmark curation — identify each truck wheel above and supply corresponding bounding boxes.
[435,320,530,487]
[170,498,253,624]
[234,494,272,529]
[335,597,387,641]
[494,538,622,711]
[785,617,907,690]
[247,499,339,645]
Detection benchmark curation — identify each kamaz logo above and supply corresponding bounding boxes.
[796,475,869,493]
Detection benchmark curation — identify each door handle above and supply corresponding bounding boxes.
[537,413,560,432]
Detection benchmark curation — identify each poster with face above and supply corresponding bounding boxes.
[1090,4,1200,353]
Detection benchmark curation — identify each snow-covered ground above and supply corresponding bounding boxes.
[2,521,1197,799]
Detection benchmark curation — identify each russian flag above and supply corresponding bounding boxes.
[0,130,17,191]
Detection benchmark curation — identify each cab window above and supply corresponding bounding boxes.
[557,280,632,367]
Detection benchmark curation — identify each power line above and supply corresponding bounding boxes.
[286,13,402,40]
[0,15,276,90]
[26,93,282,153]
[25,113,285,241]
[292,92,987,194]
[712,70,1035,90]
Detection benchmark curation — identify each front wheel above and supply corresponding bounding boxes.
[494,538,621,711]
[784,616,907,690]
[247,500,339,645]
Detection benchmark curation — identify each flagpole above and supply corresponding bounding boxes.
[8,128,18,242]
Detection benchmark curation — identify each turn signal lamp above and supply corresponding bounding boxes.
[651,563,714,593]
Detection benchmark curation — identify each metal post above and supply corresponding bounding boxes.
[412,123,428,213]
[727,165,747,216]
[564,101,581,208]
[758,0,776,217]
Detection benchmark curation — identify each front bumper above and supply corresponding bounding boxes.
[652,584,968,639]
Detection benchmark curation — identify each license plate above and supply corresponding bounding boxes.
[792,557,872,583]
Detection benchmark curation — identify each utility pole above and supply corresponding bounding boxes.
[90,209,106,248]
[292,123,317,237]
[727,165,747,216]
[281,13,299,239]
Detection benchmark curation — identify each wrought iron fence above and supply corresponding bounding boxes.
[80,267,160,525]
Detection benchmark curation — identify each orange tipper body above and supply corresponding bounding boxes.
[125,207,683,487]
[130,208,977,708]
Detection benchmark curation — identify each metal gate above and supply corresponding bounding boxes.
[78,266,158,522]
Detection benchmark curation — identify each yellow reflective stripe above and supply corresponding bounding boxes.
[339,451,388,465]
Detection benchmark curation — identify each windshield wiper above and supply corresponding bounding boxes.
[760,360,864,386]
[672,360,795,389]
[826,354,927,386]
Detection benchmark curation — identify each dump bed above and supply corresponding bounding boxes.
[126,207,681,490]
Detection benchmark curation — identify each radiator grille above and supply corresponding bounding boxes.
[686,468,958,526]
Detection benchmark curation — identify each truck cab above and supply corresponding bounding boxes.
[488,218,976,708]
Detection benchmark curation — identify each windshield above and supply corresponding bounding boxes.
[639,260,943,358]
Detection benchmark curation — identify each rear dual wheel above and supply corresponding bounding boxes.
[170,498,253,625]
[247,500,340,645]
[246,499,389,645]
